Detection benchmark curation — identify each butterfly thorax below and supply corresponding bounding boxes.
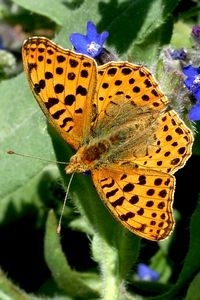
[65,110,160,174]
[65,139,110,173]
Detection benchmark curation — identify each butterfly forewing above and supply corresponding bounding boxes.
[92,62,168,130]
[22,37,97,150]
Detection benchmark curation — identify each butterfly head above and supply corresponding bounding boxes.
[65,139,110,174]
[65,153,86,174]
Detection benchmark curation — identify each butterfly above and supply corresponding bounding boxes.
[22,37,193,241]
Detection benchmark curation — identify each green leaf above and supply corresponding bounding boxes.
[127,0,179,64]
[171,21,192,48]
[0,268,36,300]
[0,73,56,198]
[149,197,200,300]
[44,211,100,299]
[55,0,179,65]
[12,0,68,26]
[186,272,200,300]
[92,231,140,299]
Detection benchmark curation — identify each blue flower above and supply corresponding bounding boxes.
[69,21,109,58]
[137,263,159,281]
[192,25,200,44]
[188,103,200,121]
[183,65,200,120]
[0,37,4,50]
[83,170,91,176]
[169,48,187,60]
[183,65,200,93]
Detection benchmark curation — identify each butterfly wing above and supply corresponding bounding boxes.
[92,62,168,130]
[134,110,194,174]
[91,61,193,174]
[92,165,175,241]
[22,37,97,150]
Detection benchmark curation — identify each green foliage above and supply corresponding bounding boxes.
[186,272,200,300]
[0,0,200,299]
[12,0,68,26]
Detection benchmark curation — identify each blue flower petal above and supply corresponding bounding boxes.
[189,103,200,121]
[183,65,200,93]
[183,65,200,120]
[87,21,98,40]
[184,77,195,90]
[193,86,200,102]
[170,48,187,60]
[137,263,159,281]
[69,21,109,58]
[69,33,89,55]
[183,65,200,78]
[99,31,109,45]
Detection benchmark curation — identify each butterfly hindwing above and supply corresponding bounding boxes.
[133,110,194,174]
[92,165,175,241]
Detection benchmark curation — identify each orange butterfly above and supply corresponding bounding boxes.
[22,37,193,241]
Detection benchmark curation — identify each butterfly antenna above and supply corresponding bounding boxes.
[57,172,74,234]
[7,150,66,165]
